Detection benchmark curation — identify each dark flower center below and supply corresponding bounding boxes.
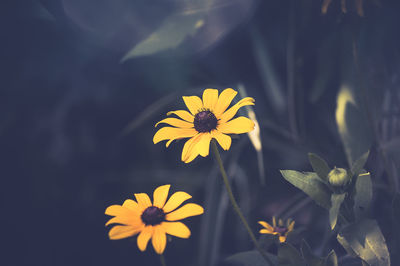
[141,206,165,226]
[194,110,218,133]
[274,226,288,235]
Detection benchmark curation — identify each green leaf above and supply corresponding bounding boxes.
[278,243,306,266]
[329,193,346,229]
[353,172,372,220]
[351,150,370,177]
[300,240,324,266]
[225,250,277,266]
[121,12,205,61]
[337,219,391,266]
[280,170,332,209]
[324,250,338,266]
[308,153,331,182]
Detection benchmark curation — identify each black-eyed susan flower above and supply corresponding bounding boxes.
[153,88,255,163]
[105,184,204,254]
[258,217,295,243]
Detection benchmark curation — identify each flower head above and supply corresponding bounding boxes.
[153,88,255,163]
[328,167,350,187]
[258,217,295,243]
[105,184,204,254]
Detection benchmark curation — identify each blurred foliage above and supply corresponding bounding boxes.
[1,0,400,266]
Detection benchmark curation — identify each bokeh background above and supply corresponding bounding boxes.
[2,0,400,265]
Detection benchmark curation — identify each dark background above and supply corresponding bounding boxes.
[1,0,400,265]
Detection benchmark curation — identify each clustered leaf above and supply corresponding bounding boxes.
[308,153,331,182]
[279,151,391,266]
[337,219,391,266]
[280,170,331,209]
[353,172,373,220]
[329,193,346,230]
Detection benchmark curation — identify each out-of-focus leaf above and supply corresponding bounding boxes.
[337,219,391,266]
[335,85,372,166]
[225,250,277,266]
[353,173,372,220]
[280,170,332,209]
[250,28,285,114]
[300,240,325,266]
[324,250,338,266]
[121,12,205,61]
[351,151,370,177]
[309,34,336,103]
[329,193,346,230]
[381,137,400,156]
[278,242,306,266]
[238,84,265,185]
[121,93,177,135]
[308,153,331,182]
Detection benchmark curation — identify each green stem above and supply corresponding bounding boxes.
[159,254,167,266]
[211,141,273,265]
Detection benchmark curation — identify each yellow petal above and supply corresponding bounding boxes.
[196,133,212,157]
[137,226,153,252]
[155,118,194,128]
[278,219,284,227]
[214,88,238,117]
[272,216,277,227]
[218,117,255,134]
[212,130,231,150]
[167,110,194,122]
[219,97,255,123]
[153,127,197,145]
[259,229,275,234]
[165,203,204,221]
[181,134,202,163]
[288,221,295,231]
[108,225,142,240]
[163,191,192,213]
[151,225,167,254]
[183,96,203,115]
[162,221,191,238]
[184,149,201,163]
[105,205,136,217]
[105,215,142,226]
[202,88,219,110]
[279,235,286,243]
[153,184,170,208]
[258,221,274,231]
[134,193,152,210]
[122,199,139,211]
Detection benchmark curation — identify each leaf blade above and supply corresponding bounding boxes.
[353,172,373,220]
[308,153,331,182]
[280,170,332,209]
[337,219,390,266]
[329,193,346,230]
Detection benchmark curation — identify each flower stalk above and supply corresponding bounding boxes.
[160,254,167,266]
[210,140,273,265]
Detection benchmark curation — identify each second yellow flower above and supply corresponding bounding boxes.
[153,88,255,163]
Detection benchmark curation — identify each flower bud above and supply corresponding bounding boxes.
[328,167,349,187]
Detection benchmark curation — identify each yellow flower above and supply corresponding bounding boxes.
[105,184,204,254]
[258,217,295,243]
[153,88,255,163]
